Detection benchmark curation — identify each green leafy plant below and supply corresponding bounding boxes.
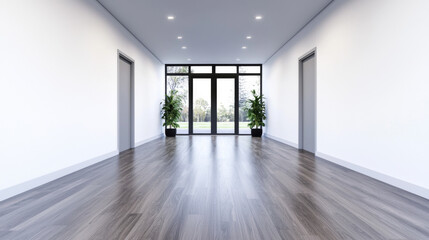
[245,90,266,129]
[161,90,183,129]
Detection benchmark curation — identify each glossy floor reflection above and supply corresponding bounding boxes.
[0,136,428,239]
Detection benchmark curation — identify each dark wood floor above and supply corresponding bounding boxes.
[1,136,429,240]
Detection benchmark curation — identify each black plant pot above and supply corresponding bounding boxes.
[165,128,177,137]
[251,128,263,137]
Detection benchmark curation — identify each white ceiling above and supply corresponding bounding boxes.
[97,0,332,64]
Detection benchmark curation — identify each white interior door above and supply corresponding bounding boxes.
[118,57,132,152]
[302,55,316,153]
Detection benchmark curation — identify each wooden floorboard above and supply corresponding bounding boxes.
[0,136,428,240]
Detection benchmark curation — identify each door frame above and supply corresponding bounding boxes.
[298,48,317,151]
[190,75,238,135]
[117,50,135,150]
[189,75,214,135]
[214,76,238,135]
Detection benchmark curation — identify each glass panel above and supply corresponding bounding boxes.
[167,76,189,134]
[191,66,212,74]
[167,66,188,74]
[239,76,261,134]
[217,78,235,133]
[193,78,211,133]
[239,66,261,74]
[216,66,237,74]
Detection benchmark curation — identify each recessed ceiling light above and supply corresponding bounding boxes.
[177,36,183,39]
[182,46,187,49]
[236,58,240,61]
[187,58,191,61]
[242,46,247,49]
[246,36,252,39]
[167,16,175,20]
[255,15,263,20]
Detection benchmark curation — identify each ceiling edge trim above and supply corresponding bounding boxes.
[263,0,334,64]
[96,0,164,64]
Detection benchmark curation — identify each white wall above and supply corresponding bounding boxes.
[264,0,429,198]
[0,0,164,201]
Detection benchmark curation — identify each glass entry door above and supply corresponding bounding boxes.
[191,77,237,134]
[192,78,212,133]
[216,78,235,134]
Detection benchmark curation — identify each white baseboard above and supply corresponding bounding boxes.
[0,150,118,202]
[316,151,429,200]
[134,134,163,147]
[0,134,164,202]
[264,133,299,148]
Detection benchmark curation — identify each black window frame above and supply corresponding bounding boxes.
[165,64,262,135]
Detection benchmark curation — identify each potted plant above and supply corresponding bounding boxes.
[161,90,183,137]
[245,90,266,137]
